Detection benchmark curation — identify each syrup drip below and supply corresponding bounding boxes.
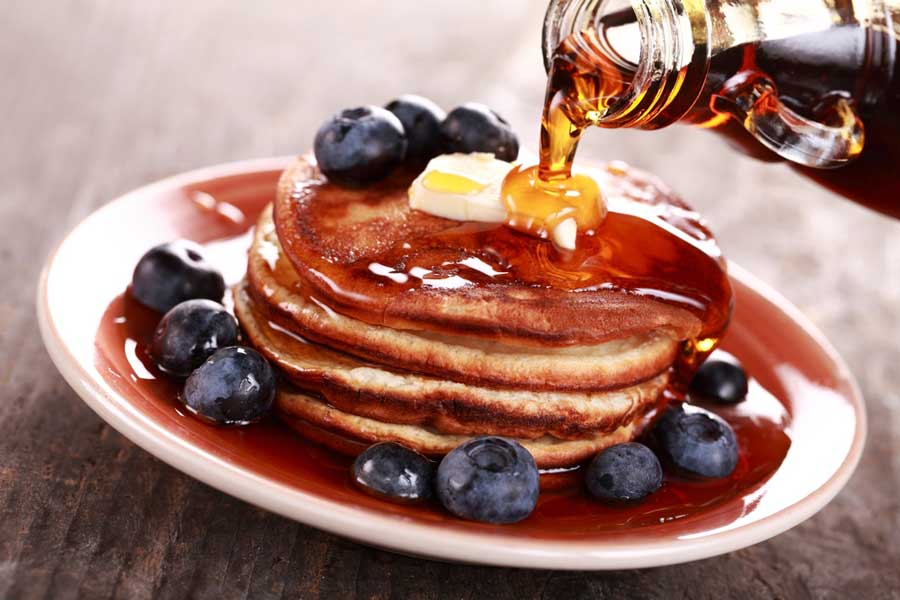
[533,13,900,219]
[277,27,731,381]
[290,29,730,384]
[491,25,727,384]
[500,27,635,241]
[502,165,605,243]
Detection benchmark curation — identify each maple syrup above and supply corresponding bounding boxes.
[502,165,605,243]
[273,160,733,390]
[96,288,791,531]
[493,22,730,384]
[499,27,622,243]
[539,0,900,218]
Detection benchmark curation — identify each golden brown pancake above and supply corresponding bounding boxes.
[236,155,732,474]
[277,416,583,491]
[235,281,667,439]
[275,388,638,469]
[246,207,683,391]
[273,156,728,347]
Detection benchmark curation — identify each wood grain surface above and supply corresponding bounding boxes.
[3,1,900,598]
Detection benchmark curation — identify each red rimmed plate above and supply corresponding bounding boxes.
[37,157,865,570]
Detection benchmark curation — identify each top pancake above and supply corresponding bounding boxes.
[274,156,730,346]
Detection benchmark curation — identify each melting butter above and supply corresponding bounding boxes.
[422,171,489,195]
[501,165,606,248]
[408,152,605,250]
[408,153,511,223]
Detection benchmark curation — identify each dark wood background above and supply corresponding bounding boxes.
[3,1,899,598]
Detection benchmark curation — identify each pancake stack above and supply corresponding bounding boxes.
[235,156,731,473]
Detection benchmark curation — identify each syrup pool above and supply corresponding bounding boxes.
[97,288,792,534]
[93,206,792,537]
[38,161,858,554]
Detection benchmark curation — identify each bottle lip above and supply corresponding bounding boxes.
[542,0,573,73]
[543,0,603,73]
[542,0,710,128]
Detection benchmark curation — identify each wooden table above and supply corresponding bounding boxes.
[4,1,899,597]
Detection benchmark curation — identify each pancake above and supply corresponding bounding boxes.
[247,206,682,391]
[278,416,583,491]
[276,388,638,469]
[237,155,732,475]
[235,281,667,439]
[273,155,730,347]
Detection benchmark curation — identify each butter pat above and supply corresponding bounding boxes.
[422,171,489,195]
[409,153,512,223]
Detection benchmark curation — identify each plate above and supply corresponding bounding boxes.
[37,157,866,570]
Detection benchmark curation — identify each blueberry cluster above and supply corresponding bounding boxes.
[352,437,540,524]
[351,361,749,524]
[131,241,275,425]
[313,95,519,187]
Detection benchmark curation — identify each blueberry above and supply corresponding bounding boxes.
[585,443,662,504]
[313,106,407,187]
[182,346,275,425]
[352,442,434,503]
[150,300,239,377]
[131,240,226,313]
[385,95,446,162]
[654,407,738,478]
[436,436,539,524]
[439,103,519,161]
[691,358,749,404]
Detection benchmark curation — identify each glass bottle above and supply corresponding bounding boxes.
[542,0,900,217]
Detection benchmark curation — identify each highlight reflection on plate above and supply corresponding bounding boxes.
[38,157,865,570]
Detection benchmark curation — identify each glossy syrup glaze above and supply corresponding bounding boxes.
[488,25,730,382]
[279,160,733,387]
[95,247,787,536]
[499,26,632,240]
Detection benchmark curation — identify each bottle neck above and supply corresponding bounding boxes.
[543,0,710,129]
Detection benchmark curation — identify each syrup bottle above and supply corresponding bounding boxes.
[542,0,900,218]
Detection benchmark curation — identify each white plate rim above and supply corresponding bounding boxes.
[36,157,867,571]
